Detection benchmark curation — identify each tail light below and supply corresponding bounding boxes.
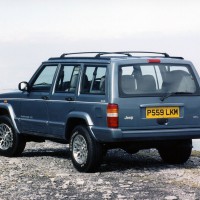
[107,104,118,128]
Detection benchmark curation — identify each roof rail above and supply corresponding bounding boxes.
[115,51,170,57]
[95,52,132,57]
[60,52,132,58]
[59,51,183,59]
[60,52,108,58]
[115,51,183,60]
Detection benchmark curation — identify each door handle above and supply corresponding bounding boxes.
[41,96,49,100]
[65,97,74,101]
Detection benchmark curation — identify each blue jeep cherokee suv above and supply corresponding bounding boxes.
[0,51,200,172]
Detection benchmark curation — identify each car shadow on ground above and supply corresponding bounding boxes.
[101,149,199,172]
[21,147,198,172]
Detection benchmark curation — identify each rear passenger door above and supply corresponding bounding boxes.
[48,64,81,138]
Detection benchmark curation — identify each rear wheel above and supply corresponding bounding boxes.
[0,116,26,157]
[158,140,192,164]
[70,125,103,172]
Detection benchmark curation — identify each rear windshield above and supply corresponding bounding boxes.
[119,64,198,97]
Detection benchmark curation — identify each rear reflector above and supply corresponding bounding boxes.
[148,59,160,63]
[107,104,118,128]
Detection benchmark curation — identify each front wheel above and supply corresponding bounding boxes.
[0,116,26,157]
[70,125,103,172]
[158,140,192,164]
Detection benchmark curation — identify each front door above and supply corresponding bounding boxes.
[20,65,58,134]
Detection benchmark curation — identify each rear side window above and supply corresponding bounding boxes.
[81,66,107,94]
[119,64,197,97]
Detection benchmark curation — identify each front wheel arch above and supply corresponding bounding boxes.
[0,104,20,133]
[0,108,10,117]
[0,115,26,157]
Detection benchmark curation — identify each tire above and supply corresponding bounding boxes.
[158,140,192,164]
[0,116,26,157]
[70,125,103,172]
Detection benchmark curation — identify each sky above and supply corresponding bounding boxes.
[0,0,200,90]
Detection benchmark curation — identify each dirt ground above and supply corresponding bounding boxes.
[0,141,200,200]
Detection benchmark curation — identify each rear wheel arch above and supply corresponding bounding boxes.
[65,118,96,142]
[69,125,103,172]
[65,117,90,142]
[65,112,95,142]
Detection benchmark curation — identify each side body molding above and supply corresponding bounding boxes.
[0,103,20,133]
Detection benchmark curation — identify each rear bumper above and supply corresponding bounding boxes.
[90,126,200,142]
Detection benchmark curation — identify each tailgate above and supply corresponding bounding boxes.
[118,97,200,130]
[117,62,200,131]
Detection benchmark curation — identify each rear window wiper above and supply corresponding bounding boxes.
[160,92,194,101]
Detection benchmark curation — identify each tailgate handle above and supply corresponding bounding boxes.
[157,118,168,125]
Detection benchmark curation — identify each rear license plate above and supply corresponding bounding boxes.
[146,107,180,119]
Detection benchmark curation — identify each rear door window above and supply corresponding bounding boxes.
[55,65,80,93]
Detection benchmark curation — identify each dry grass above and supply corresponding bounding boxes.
[191,150,200,157]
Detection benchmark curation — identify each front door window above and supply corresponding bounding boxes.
[31,65,57,92]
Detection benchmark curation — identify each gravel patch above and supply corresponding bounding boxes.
[0,141,200,199]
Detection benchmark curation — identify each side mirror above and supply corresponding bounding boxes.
[18,81,30,92]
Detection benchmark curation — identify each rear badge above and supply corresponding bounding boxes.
[124,116,134,120]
